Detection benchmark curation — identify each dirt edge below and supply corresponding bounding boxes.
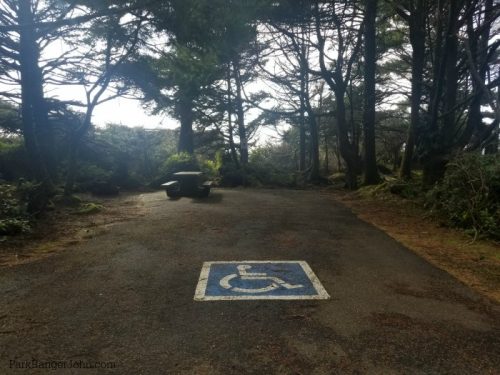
[328,189,500,304]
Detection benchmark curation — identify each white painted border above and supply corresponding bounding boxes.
[194,261,330,301]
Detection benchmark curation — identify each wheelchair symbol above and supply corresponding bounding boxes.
[219,264,304,294]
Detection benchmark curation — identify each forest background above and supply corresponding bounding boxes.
[0,0,498,242]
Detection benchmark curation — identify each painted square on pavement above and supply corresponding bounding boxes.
[194,261,330,301]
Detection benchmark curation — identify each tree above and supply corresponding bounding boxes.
[260,21,323,181]
[0,0,57,188]
[0,0,145,196]
[126,0,234,154]
[64,10,148,194]
[418,0,499,185]
[312,1,365,189]
[362,0,380,185]
[392,0,429,179]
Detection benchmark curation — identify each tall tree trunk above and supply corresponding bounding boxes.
[313,2,361,189]
[335,135,342,172]
[335,84,359,189]
[348,80,359,160]
[306,109,320,181]
[399,0,426,179]
[177,95,194,154]
[485,75,499,154]
[303,81,320,182]
[324,129,330,174]
[441,0,460,137]
[483,122,498,154]
[299,77,307,172]
[428,0,445,133]
[226,67,240,168]
[362,0,380,185]
[318,83,330,175]
[298,30,309,173]
[423,0,462,186]
[18,0,54,188]
[64,111,93,195]
[460,0,493,148]
[233,58,248,165]
[64,135,79,196]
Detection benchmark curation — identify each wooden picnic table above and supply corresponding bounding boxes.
[161,171,212,198]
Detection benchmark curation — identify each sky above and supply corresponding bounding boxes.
[87,96,172,129]
[36,37,280,145]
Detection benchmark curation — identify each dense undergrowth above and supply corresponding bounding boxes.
[359,154,499,242]
[0,183,31,235]
[1,122,498,243]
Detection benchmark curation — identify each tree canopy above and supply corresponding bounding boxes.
[0,0,498,223]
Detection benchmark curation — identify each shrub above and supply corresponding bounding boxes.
[427,153,500,240]
[247,145,295,187]
[162,152,199,174]
[219,160,246,187]
[75,202,103,215]
[0,183,30,235]
[150,152,200,188]
[0,138,29,180]
[76,164,113,186]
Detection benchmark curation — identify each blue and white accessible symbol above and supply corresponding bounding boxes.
[194,261,330,301]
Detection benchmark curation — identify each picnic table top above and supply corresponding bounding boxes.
[173,171,203,176]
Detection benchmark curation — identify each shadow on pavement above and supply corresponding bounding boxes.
[192,192,223,204]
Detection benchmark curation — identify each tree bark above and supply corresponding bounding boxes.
[64,134,79,196]
[177,94,194,154]
[300,48,320,181]
[484,73,499,154]
[18,0,54,188]
[335,84,359,189]
[441,0,460,138]
[460,0,493,148]
[362,0,380,185]
[324,130,330,174]
[313,2,361,189]
[299,76,307,172]
[306,108,320,181]
[399,0,426,180]
[226,66,240,168]
[422,0,462,186]
[233,58,248,165]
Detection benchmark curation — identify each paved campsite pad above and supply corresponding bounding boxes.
[1,189,499,374]
[194,261,330,300]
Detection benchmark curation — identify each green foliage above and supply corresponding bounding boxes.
[73,125,178,190]
[387,180,421,199]
[200,160,217,177]
[0,137,28,180]
[150,151,222,187]
[247,144,296,187]
[218,158,246,187]
[199,151,222,179]
[76,164,113,186]
[74,202,103,215]
[218,144,297,187]
[0,136,22,152]
[162,152,199,174]
[0,100,22,134]
[0,218,31,235]
[16,179,52,214]
[427,154,500,240]
[150,152,198,187]
[0,183,30,235]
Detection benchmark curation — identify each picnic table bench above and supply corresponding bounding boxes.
[161,171,213,198]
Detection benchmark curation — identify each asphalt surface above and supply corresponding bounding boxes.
[1,189,499,374]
